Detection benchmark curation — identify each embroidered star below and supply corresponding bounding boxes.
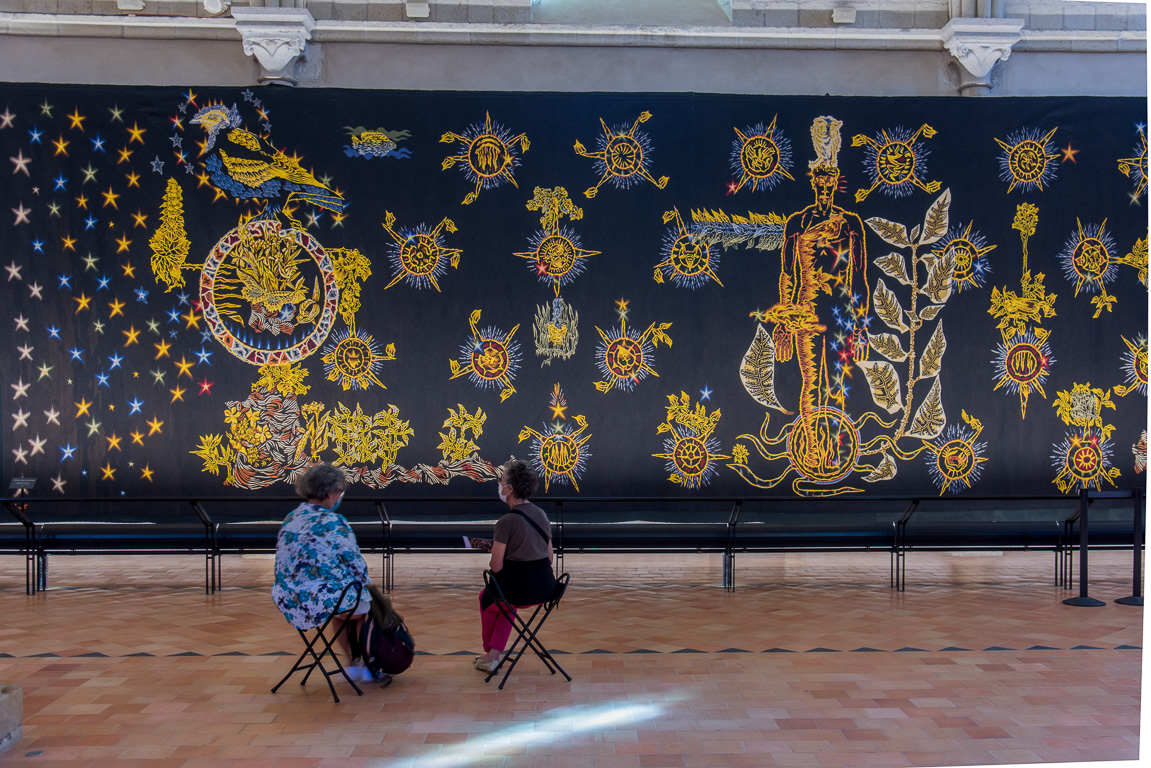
[100,462,116,480]
[9,149,30,176]
[74,398,92,417]
[108,352,124,370]
[28,281,43,299]
[130,430,145,446]
[5,260,22,281]
[11,408,30,430]
[37,363,53,380]
[86,419,103,437]
[105,433,122,452]
[175,356,195,379]
[197,378,214,396]
[12,203,30,225]
[146,416,164,435]
[17,344,33,360]
[128,396,144,415]
[195,347,213,366]
[44,407,60,425]
[59,443,76,461]
[14,314,29,332]
[28,434,46,456]
[11,378,29,399]
[52,474,67,493]
[169,385,186,403]
[700,384,714,402]
[0,108,14,129]
[141,465,154,482]
[11,445,28,464]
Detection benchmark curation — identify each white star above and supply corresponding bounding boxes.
[10,378,29,399]
[28,434,46,456]
[12,203,30,225]
[11,408,29,430]
[52,474,66,494]
[17,344,33,360]
[10,149,30,176]
[0,108,15,129]
[5,260,21,281]
[28,281,43,299]
[14,314,29,332]
[44,407,60,426]
[11,445,28,464]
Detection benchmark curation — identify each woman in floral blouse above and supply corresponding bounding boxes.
[273,463,376,681]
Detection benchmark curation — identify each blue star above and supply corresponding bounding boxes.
[127,396,144,415]
[242,89,255,102]
[184,162,195,175]
[177,103,187,115]
[166,307,181,323]
[169,134,183,149]
[90,133,106,152]
[81,470,87,477]
[31,239,44,252]
[84,216,98,231]
[53,174,67,191]
[850,291,862,307]
[195,347,213,366]
[57,273,72,289]
[135,287,149,303]
[169,329,179,339]
[1137,121,1147,134]
[176,291,190,307]
[96,274,111,291]
[150,156,164,174]
[68,347,84,362]
[27,126,42,144]
[59,443,77,461]
[699,384,713,402]
[47,326,61,339]
[95,370,111,388]
[199,329,212,344]
[840,383,852,398]
[108,352,124,370]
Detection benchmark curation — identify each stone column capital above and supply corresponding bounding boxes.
[231,6,315,85]
[941,17,1024,95]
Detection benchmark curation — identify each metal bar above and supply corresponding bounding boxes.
[554,500,564,578]
[725,500,741,592]
[1063,488,1105,607]
[375,500,392,593]
[1116,487,1144,606]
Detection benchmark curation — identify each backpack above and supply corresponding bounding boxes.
[354,584,415,676]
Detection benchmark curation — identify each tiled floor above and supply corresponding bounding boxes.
[0,549,1142,768]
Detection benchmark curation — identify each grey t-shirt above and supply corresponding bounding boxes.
[492,502,551,561]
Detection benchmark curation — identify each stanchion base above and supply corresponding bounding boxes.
[1114,596,1143,606]
[1063,596,1106,607]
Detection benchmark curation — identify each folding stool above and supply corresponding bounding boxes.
[271,580,364,702]
[482,570,572,690]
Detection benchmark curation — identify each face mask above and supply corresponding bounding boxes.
[498,483,509,503]
[333,491,344,511]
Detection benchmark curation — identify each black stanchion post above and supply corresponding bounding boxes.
[1064,487,1105,607]
[1116,487,1144,606]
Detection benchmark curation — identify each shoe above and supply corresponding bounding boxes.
[474,656,500,673]
[376,672,393,687]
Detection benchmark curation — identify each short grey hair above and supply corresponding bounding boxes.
[296,463,346,501]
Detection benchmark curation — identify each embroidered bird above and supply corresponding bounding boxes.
[191,103,345,227]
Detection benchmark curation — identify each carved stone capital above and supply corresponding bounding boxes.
[941,18,1024,96]
[231,7,315,85]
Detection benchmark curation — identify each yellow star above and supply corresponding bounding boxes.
[154,339,172,359]
[108,298,126,318]
[75,398,92,418]
[102,186,120,209]
[67,108,86,130]
[130,430,145,446]
[52,135,69,156]
[182,311,201,330]
[141,465,154,482]
[74,293,92,313]
[61,234,77,251]
[1061,144,1080,163]
[196,170,211,187]
[127,121,146,144]
[331,211,347,227]
[146,416,164,435]
[115,234,132,253]
[174,356,195,379]
[75,194,89,210]
[105,433,122,452]
[100,462,116,481]
[116,146,133,164]
[549,401,568,420]
[122,261,136,278]
[122,325,141,346]
[131,210,147,228]
[125,171,141,189]
[170,385,187,403]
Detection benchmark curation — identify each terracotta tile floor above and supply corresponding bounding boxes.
[0,549,1143,768]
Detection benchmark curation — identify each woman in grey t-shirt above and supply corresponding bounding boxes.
[474,460,557,673]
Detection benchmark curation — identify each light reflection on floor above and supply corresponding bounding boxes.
[376,700,668,768]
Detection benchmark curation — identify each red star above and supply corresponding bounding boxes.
[534,261,548,276]
[197,377,214,396]
[192,298,203,312]
[726,179,740,195]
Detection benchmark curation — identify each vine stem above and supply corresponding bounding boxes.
[896,241,920,440]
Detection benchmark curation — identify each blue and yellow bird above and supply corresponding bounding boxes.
[191,103,345,227]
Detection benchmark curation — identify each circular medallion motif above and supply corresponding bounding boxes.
[1008,141,1049,184]
[605,337,644,378]
[876,142,916,185]
[787,406,859,484]
[540,433,580,476]
[606,136,642,176]
[1005,342,1045,386]
[740,136,780,179]
[470,339,510,381]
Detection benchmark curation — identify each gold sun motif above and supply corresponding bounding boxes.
[574,111,669,198]
[321,329,396,391]
[654,207,723,289]
[593,302,672,393]
[440,112,529,205]
[995,127,1060,193]
[380,211,462,292]
[448,309,521,402]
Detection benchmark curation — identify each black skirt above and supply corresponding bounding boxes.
[483,558,557,608]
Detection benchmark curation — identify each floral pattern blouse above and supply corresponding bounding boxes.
[272,501,371,630]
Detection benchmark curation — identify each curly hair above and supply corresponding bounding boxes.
[296,463,346,501]
[501,459,539,501]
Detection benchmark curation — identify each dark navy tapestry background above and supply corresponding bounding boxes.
[0,84,1146,500]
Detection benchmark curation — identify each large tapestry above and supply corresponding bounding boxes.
[0,85,1146,499]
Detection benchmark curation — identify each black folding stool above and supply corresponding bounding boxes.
[482,570,572,689]
[271,580,364,703]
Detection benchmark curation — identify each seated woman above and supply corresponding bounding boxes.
[475,460,557,673]
[272,463,379,682]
